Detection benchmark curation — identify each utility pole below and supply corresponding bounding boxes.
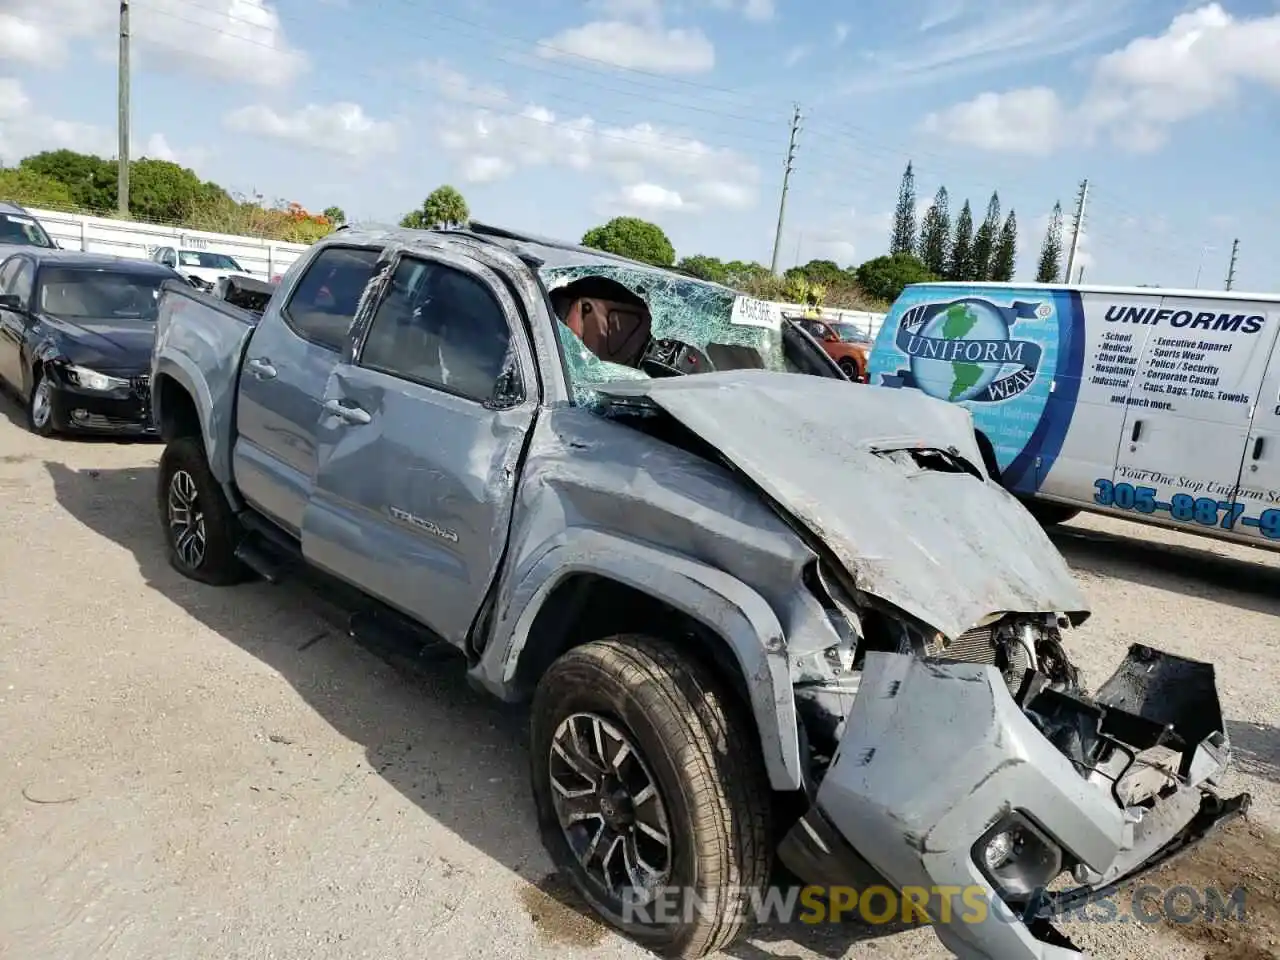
[117,0,131,218]
[1064,178,1088,282]
[769,104,802,275]
[1225,238,1239,291]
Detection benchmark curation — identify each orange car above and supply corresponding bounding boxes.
[792,316,872,382]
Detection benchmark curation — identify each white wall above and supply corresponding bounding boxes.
[27,207,311,279]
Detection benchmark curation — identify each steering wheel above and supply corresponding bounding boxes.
[638,338,711,378]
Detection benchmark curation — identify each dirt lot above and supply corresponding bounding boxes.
[0,396,1277,960]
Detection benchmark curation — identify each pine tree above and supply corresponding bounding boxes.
[1036,202,1064,283]
[918,186,951,276]
[889,161,918,256]
[971,191,1001,281]
[991,210,1018,281]
[948,200,975,280]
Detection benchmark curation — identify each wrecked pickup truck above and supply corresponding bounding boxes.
[149,222,1248,960]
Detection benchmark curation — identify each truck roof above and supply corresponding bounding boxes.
[906,280,1280,304]
[321,222,740,296]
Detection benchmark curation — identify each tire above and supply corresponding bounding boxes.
[530,634,772,959]
[26,366,57,437]
[157,436,247,585]
[1026,500,1081,527]
[838,358,861,382]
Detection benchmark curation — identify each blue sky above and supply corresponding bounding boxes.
[1,0,1278,290]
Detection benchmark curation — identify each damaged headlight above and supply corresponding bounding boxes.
[974,813,1064,899]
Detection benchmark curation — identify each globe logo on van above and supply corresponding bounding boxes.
[883,298,1046,404]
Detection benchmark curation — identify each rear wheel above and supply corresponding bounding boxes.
[157,436,247,585]
[530,634,772,959]
[838,358,861,381]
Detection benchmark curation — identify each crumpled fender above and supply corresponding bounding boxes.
[470,527,805,792]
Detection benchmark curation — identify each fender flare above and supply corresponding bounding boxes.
[152,355,235,490]
[474,529,803,792]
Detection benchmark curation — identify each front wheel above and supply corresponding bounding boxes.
[157,436,247,585]
[838,358,862,382]
[26,367,57,437]
[1025,499,1081,527]
[530,634,773,959]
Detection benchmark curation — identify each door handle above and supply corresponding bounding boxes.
[1252,437,1265,460]
[1130,420,1143,443]
[322,398,371,425]
[247,357,277,380]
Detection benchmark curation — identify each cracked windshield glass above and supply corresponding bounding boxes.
[540,263,791,404]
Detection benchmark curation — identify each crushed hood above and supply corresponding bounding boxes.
[596,371,1090,639]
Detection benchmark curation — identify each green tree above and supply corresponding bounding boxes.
[129,158,226,222]
[401,185,470,229]
[581,216,675,267]
[854,252,935,302]
[948,200,975,280]
[889,161,917,256]
[676,254,728,283]
[724,260,771,288]
[971,191,1000,281]
[323,206,347,225]
[0,168,77,208]
[918,186,951,277]
[792,258,847,287]
[18,149,116,211]
[991,210,1018,282]
[1036,202,1064,283]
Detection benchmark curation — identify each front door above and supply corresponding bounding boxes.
[1109,297,1280,538]
[1232,334,1280,547]
[302,249,538,647]
[232,244,381,534]
[0,256,27,389]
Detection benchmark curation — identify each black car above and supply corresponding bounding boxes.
[0,250,182,437]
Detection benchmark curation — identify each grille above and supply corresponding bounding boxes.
[130,375,151,402]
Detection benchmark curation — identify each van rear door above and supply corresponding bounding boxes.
[1232,323,1280,546]
[1109,296,1280,539]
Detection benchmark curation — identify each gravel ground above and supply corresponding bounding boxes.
[0,395,1277,960]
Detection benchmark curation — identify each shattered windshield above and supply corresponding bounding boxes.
[539,262,794,405]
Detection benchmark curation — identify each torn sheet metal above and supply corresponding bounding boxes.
[595,371,1090,640]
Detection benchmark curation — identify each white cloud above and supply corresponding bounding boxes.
[223,103,398,159]
[841,0,1133,93]
[537,20,715,74]
[784,45,810,67]
[705,0,775,22]
[798,208,894,268]
[0,0,305,87]
[919,0,966,32]
[0,77,195,163]
[920,87,1067,155]
[834,23,850,46]
[611,182,687,213]
[921,4,1280,154]
[424,64,759,212]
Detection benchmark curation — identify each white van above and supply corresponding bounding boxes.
[867,282,1280,551]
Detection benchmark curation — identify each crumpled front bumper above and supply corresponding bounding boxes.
[777,646,1250,960]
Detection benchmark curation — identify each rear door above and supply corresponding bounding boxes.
[301,248,538,646]
[1110,296,1280,536]
[232,244,381,535]
[1227,313,1280,546]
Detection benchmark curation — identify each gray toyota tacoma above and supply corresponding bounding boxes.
[150,222,1248,960]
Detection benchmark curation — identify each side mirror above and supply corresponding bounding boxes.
[0,293,22,311]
